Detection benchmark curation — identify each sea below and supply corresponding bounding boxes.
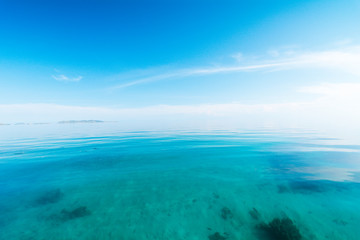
[0,123,359,240]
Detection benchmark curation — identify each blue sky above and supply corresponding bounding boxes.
[1,0,360,133]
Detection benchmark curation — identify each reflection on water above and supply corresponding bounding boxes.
[0,124,360,239]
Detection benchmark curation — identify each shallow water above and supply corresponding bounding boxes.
[1,124,360,239]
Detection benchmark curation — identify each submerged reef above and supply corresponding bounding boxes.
[278,181,324,194]
[258,217,302,240]
[333,219,348,226]
[278,180,348,195]
[49,206,91,223]
[60,206,91,221]
[289,181,324,194]
[213,192,220,199]
[221,207,233,220]
[208,232,228,240]
[249,207,260,220]
[35,189,64,205]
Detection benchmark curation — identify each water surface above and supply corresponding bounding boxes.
[1,124,359,239]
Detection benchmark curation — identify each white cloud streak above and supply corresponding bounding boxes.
[112,45,360,89]
[52,74,83,82]
[112,62,294,89]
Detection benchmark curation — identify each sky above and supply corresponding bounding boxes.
[1,0,360,135]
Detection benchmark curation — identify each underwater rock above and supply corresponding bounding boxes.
[213,193,220,199]
[221,207,233,220]
[35,189,64,205]
[333,219,348,226]
[258,217,302,240]
[59,206,91,221]
[208,232,228,240]
[290,181,324,194]
[278,181,326,194]
[290,180,348,194]
[249,207,260,220]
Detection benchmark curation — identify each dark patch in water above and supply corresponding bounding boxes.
[258,217,302,240]
[221,207,233,220]
[35,189,63,205]
[213,193,220,199]
[249,207,260,220]
[290,181,324,194]
[278,180,349,195]
[60,206,91,221]
[208,232,228,240]
[50,206,91,223]
[333,219,348,226]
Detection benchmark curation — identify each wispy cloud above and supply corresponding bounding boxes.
[52,74,83,82]
[111,45,360,89]
[112,62,295,90]
[112,72,181,89]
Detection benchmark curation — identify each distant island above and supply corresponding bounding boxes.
[58,120,104,124]
[1,121,105,125]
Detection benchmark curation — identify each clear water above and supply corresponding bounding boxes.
[1,124,360,240]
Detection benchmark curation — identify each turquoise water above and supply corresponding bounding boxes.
[1,124,360,239]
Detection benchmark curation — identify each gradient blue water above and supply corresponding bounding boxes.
[1,124,360,239]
